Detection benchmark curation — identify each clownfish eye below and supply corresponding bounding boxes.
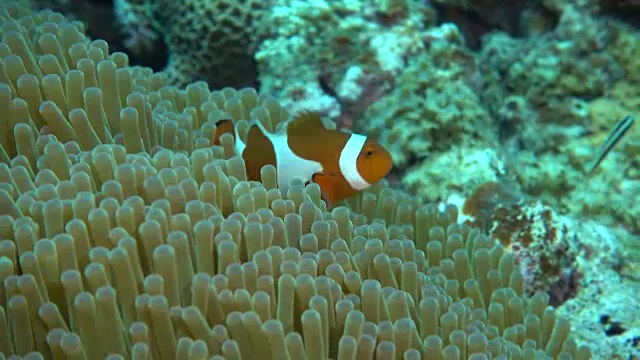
[364,149,374,158]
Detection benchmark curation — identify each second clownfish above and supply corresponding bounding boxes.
[213,112,393,207]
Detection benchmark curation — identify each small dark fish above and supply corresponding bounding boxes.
[586,115,635,175]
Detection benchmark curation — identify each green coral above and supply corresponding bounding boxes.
[373,0,410,16]
[609,21,640,84]
[474,7,640,234]
[255,0,436,118]
[480,6,625,132]
[255,0,378,109]
[365,33,496,170]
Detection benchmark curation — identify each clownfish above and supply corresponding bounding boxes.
[213,112,393,206]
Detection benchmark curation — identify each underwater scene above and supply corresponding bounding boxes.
[0,0,639,359]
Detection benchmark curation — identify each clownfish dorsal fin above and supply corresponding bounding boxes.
[285,112,352,171]
[286,112,327,137]
[367,130,381,143]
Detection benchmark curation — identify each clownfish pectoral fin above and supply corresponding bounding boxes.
[287,112,327,136]
[312,172,339,208]
[213,118,235,145]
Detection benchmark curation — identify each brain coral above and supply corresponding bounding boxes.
[0,2,591,359]
[113,0,272,88]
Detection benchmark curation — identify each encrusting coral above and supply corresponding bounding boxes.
[0,1,591,359]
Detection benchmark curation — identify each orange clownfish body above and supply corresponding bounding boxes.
[214,112,393,206]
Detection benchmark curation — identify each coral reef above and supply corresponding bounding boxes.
[555,220,640,360]
[480,201,579,300]
[113,0,272,88]
[401,147,506,202]
[461,184,582,301]
[0,2,595,359]
[480,11,622,136]
[365,23,495,163]
[256,0,435,121]
[475,2,640,236]
[457,183,640,359]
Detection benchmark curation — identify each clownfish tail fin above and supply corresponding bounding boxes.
[213,118,246,156]
[213,118,235,145]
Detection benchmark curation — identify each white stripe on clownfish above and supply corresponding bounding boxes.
[339,133,371,191]
[233,125,246,156]
[249,120,323,192]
